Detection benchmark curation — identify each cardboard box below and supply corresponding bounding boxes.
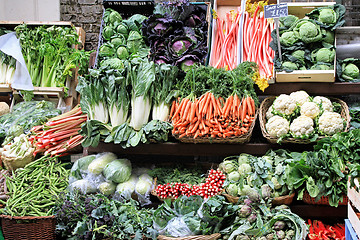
[275,2,337,83]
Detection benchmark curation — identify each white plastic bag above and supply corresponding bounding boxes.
[0,32,33,90]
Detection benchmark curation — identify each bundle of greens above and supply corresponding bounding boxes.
[270,4,345,72]
[0,27,16,85]
[152,195,238,237]
[223,194,307,240]
[221,150,294,199]
[0,101,61,145]
[15,24,90,88]
[97,8,149,68]
[54,192,157,240]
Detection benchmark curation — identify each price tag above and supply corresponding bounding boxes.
[264,3,288,19]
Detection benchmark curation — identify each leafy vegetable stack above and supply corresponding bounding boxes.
[142,0,209,71]
[270,4,346,72]
[15,24,90,88]
[0,28,16,85]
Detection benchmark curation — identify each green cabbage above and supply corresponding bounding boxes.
[226,183,238,196]
[70,179,97,194]
[87,152,117,175]
[116,46,129,60]
[70,155,96,180]
[116,175,137,194]
[135,173,153,195]
[103,158,132,183]
[98,182,116,195]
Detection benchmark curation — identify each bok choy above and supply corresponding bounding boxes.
[129,59,156,130]
[106,67,130,127]
[152,64,179,121]
[76,68,109,123]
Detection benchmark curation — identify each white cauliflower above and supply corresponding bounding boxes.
[313,96,333,112]
[318,112,344,135]
[290,116,314,138]
[300,102,320,119]
[266,116,290,138]
[266,105,274,120]
[273,94,297,116]
[290,90,310,106]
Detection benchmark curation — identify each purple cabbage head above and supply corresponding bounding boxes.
[171,38,192,56]
[175,54,200,72]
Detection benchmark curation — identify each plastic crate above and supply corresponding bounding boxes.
[346,219,359,240]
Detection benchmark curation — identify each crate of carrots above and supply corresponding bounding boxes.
[170,62,258,144]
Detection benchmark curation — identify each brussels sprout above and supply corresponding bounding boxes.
[110,35,126,48]
[228,171,241,182]
[117,24,128,36]
[116,46,129,60]
[274,221,286,230]
[103,26,115,41]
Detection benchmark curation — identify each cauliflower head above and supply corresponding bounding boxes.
[313,96,333,112]
[266,116,290,138]
[290,90,310,106]
[266,105,274,120]
[300,102,320,119]
[273,94,297,116]
[318,112,344,135]
[290,116,314,138]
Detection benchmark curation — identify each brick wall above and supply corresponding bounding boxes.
[60,0,103,51]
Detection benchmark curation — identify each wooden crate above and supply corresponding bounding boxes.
[345,219,359,240]
[0,21,85,110]
[348,178,360,237]
[275,2,337,83]
[10,87,65,112]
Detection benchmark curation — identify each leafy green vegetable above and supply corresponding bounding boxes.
[15,24,90,88]
[336,58,360,82]
[0,101,60,144]
[306,4,346,30]
[148,165,205,185]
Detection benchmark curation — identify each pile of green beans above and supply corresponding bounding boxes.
[1,156,69,217]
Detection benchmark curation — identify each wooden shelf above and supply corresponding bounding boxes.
[85,141,313,157]
[290,204,347,219]
[258,82,360,96]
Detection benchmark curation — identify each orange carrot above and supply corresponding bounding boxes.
[240,98,247,122]
[246,97,253,116]
[182,100,192,120]
[169,100,176,119]
[188,101,196,122]
[174,98,186,118]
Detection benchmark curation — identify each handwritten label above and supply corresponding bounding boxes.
[264,3,288,19]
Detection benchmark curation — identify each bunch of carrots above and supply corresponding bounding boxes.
[29,105,87,157]
[169,92,256,139]
[242,7,274,81]
[307,219,345,240]
[210,9,241,70]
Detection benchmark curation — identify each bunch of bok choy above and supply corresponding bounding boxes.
[76,68,109,124]
[0,28,16,85]
[128,59,156,131]
[152,64,179,121]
